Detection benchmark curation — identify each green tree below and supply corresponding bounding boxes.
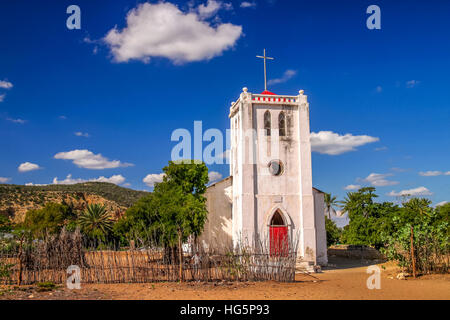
[162,160,209,198]
[0,215,12,233]
[340,188,399,248]
[78,204,113,242]
[324,193,338,219]
[381,199,449,274]
[23,203,72,238]
[435,202,450,229]
[339,187,378,218]
[113,193,161,245]
[325,217,341,246]
[160,160,209,241]
[114,160,209,249]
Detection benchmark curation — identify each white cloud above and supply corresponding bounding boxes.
[0,177,11,183]
[0,80,13,89]
[52,174,126,185]
[6,118,26,124]
[75,132,90,138]
[363,173,399,187]
[310,131,379,155]
[208,171,223,183]
[94,175,126,185]
[103,2,242,64]
[143,173,166,187]
[143,171,223,187]
[388,186,432,197]
[240,1,256,8]
[375,146,388,151]
[419,171,450,177]
[197,0,231,19]
[436,201,448,207]
[344,184,361,191]
[406,80,420,88]
[54,149,133,170]
[268,70,297,86]
[0,94,4,102]
[18,162,41,173]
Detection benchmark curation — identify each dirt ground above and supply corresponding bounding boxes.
[1,257,448,300]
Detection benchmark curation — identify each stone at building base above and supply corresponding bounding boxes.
[295,260,316,273]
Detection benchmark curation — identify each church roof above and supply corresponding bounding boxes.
[207,176,232,188]
[261,90,276,95]
[313,187,326,194]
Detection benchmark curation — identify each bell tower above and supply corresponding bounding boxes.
[228,87,327,266]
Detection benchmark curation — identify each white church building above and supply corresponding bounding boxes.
[199,87,328,268]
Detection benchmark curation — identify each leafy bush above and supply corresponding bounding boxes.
[0,214,12,232]
[23,203,74,238]
[37,281,57,292]
[0,261,14,284]
[340,187,399,248]
[325,217,341,246]
[338,189,449,274]
[114,160,209,252]
[381,201,449,274]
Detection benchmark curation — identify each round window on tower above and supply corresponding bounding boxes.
[268,160,284,176]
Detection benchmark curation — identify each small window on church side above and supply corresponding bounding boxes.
[279,112,286,137]
[264,110,271,136]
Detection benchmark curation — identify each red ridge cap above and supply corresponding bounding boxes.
[261,90,277,95]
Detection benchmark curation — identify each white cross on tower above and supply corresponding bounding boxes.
[256,48,274,91]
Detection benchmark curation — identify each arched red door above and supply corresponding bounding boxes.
[269,211,289,256]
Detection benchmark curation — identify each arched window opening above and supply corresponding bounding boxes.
[270,210,285,226]
[279,112,286,137]
[264,111,271,136]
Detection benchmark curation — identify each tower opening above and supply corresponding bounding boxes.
[279,112,286,136]
[264,110,271,136]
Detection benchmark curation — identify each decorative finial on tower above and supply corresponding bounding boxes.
[256,49,274,91]
[299,90,304,95]
[242,87,248,92]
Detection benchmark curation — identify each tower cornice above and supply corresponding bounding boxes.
[229,88,307,118]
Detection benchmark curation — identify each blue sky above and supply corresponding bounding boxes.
[0,0,449,211]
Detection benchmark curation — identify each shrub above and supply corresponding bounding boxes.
[381,201,449,274]
[0,261,14,284]
[325,217,341,246]
[37,281,57,292]
[340,188,399,248]
[23,203,74,238]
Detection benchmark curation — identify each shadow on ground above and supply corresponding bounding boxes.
[322,255,386,271]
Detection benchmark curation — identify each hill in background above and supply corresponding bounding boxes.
[0,182,149,223]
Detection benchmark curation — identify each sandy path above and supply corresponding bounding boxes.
[1,259,448,300]
[76,266,448,300]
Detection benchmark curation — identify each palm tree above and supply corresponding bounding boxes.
[338,187,377,218]
[78,204,113,240]
[324,193,338,219]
